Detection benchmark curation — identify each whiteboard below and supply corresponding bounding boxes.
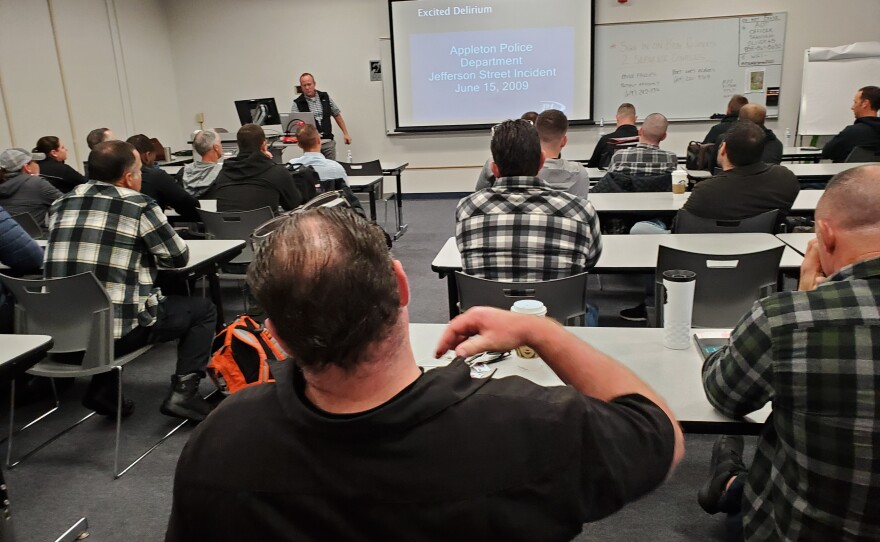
[594,13,786,122]
[798,42,880,136]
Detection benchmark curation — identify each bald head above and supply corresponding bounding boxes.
[616,103,636,124]
[817,165,880,231]
[639,113,668,145]
[738,104,767,126]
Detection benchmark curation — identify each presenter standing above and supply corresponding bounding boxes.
[291,73,351,160]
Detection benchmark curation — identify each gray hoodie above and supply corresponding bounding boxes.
[474,157,591,199]
[180,160,223,198]
[0,172,62,233]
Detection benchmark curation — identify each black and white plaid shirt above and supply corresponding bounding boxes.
[455,176,602,281]
[607,143,677,176]
[44,181,189,338]
[703,256,880,540]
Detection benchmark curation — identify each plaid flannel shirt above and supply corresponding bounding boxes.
[44,181,189,339]
[455,176,602,281]
[702,256,880,541]
[607,143,677,176]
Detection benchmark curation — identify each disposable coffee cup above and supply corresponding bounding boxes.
[671,170,688,196]
[510,299,546,359]
[662,270,696,350]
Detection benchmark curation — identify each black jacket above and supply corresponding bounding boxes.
[586,124,639,168]
[592,171,671,193]
[713,126,783,165]
[702,114,738,144]
[36,159,86,193]
[140,166,200,221]
[210,152,303,213]
[684,162,799,220]
[822,116,880,162]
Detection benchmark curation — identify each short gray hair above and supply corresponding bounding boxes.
[192,130,219,157]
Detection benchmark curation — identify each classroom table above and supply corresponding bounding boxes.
[431,233,803,318]
[344,175,384,221]
[781,146,822,163]
[20,239,246,331]
[0,334,53,380]
[588,189,822,218]
[783,162,876,181]
[776,232,813,256]
[410,323,769,434]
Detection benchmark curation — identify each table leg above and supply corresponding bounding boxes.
[391,170,409,241]
[368,186,378,222]
[207,265,226,332]
[445,273,460,320]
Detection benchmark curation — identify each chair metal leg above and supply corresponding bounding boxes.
[6,378,95,470]
[53,517,89,542]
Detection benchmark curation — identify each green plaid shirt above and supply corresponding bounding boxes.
[44,181,189,338]
[703,256,880,541]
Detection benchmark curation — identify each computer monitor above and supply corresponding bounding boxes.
[234,98,281,126]
[279,112,317,134]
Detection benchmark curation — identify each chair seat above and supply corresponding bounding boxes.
[26,346,152,378]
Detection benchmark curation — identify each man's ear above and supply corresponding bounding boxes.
[265,318,294,356]
[560,134,568,149]
[718,141,728,159]
[659,132,667,143]
[490,161,500,180]
[816,219,836,254]
[392,260,410,307]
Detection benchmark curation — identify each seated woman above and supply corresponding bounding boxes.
[33,136,86,193]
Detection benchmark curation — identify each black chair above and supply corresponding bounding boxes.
[654,245,784,328]
[455,271,590,325]
[9,213,43,240]
[673,209,779,234]
[844,146,880,163]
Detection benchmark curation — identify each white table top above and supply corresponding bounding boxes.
[782,146,822,156]
[588,190,822,214]
[345,175,383,189]
[159,165,183,176]
[776,233,813,256]
[432,233,803,273]
[32,239,244,272]
[785,162,875,177]
[0,334,53,367]
[409,323,770,428]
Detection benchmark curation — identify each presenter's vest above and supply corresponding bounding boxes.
[294,91,334,140]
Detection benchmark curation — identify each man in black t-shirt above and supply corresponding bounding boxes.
[586,102,639,168]
[166,208,684,541]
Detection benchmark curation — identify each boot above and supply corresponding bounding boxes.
[83,372,135,418]
[160,374,213,422]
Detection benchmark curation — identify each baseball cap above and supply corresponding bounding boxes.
[0,148,45,172]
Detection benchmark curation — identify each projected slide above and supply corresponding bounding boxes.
[390,0,593,131]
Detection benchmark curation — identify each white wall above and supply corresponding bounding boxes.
[0,0,182,169]
[4,0,876,189]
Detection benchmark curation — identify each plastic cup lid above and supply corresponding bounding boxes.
[511,299,546,314]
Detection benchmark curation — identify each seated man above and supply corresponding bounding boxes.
[586,102,638,168]
[86,127,115,151]
[732,104,783,165]
[44,140,215,421]
[0,148,62,235]
[606,112,677,177]
[127,134,200,221]
[33,136,86,193]
[209,124,304,213]
[178,130,223,198]
[702,95,748,144]
[699,164,880,541]
[288,124,348,181]
[620,120,799,322]
[475,111,538,190]
[822,85,880,162]
[532,109,591,198]
[166,207,684,540]
[457,119,602,282]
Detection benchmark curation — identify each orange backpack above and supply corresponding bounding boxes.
[208,315,287,394]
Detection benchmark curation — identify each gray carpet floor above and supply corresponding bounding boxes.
[2,197,747,541]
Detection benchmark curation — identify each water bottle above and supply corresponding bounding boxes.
[784,128,792,147]
[346,149,353,163]
[662,270,696,350]
[598,117,606,136]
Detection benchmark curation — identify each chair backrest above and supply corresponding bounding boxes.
[654,245,784,328]
[0,272,114,370]
[339,160,383,177]
[674,209,779,234]
[844,146,880,163]
[455,271,589,323]
[198,207,275,262]
[9,213,44,240]
[599,136,640,168]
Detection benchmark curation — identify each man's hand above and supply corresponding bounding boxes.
[798,238,826,291]
[343,134,352,145]
[435,307,556,358]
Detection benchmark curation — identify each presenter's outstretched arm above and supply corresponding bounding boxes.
[334,114,352,145]
[436,307,685,471]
